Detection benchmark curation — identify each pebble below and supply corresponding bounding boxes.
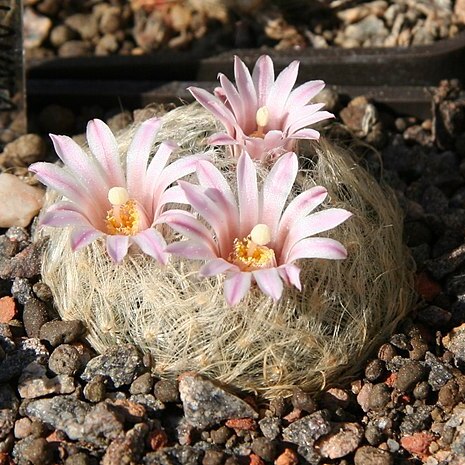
[81,344,144,389]
[22,298,49,338]
[83,374,107,403]
[11,277,33,304]
[291,387,316,413]
[65,13,99,40]
[58,40,92,57]
[48,344,81,375]
[203,449,224,465]
[130,372,154,395]
[20,437,54,465]
[210,426,233,445]
[154,378,179,402]
[0,297,17,324]
[0,385,19,440]
[23,8,52,48]
[178,373,258,429]
[365,359,385,382]
[32,282,53,302]
[101,423,148,465]
[65,453,91,465]
[424,352,453,391]
[442,323,465,364]
[274,448,298,465]
[316,422,364,459]
[258,417,281,440]
[354,445,394,465]
[0,239,46,280]
[282,410,331,446]
[368,383,391,410]
[0,174,43,228]
[14,417,32,439]
[251,437,277,462]
[394,361,427,392]
[39,320,86,347]
[144,445,202,465]
[0,134,46,167]
[49,24,77,48]
[400,432,435,458]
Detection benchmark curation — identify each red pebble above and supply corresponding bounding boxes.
[414,272,441,301]
[148,429,169,450]
[0,296,16,323]
[401,432,435,458]
[250,453,265,465]
[225,418,257,431]
[274,448,299,465]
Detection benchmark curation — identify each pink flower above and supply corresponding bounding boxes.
[189,55,334,162]
[30,117,202,264]
[158,151,352,305]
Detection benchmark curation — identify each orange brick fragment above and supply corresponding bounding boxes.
[225,417,257,431]
[0,296,16,323]
[385,372,397,387]
[250,453,265,465]
[401,432,435,459]
[414,272,441,301]
[274,448,299,465]
[148,429,169,450]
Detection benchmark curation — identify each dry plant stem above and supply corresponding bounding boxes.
[38,104,414,398]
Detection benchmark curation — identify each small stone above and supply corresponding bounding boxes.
[0,239,46,280]
[365,422,384,446]
[438,379,459,408]
[210,426,232,445]
[144,445,202,465]
[413,381,430,400]
[400,405,433,435]
[154,379,179,402]
[39,320,86,347]
[0,385,19,440]
[251,437,277,462]
[357,383,373,412]
[65,14,99,40]
[50,25,77,48]
[29,420,49,438]
[0,174,43,228]
[96,34,119,55]
[400,432,434,458]
[443,323,465,364]
[424,352,453,391]
[48,344,81,375]
[18,361,75,398]
[319,387,350,410]
[14,417,32,439]
[354,445,394,465]
[282,410,331,446]
[258,417,281,440]
[316,422,364,459]
[368,383,391,410]
[269,396,287,418]
[178,373,258,429]
[148,428,169,451]
[23,9,52,48]
[11,277,33,304]
[101,423,148,465]
[202,449,224,465]
[58,40,92,57]
[83,375,107,402]
[32,282,53,302]
[365,359,385,382]
[130,372,154,395]
[0,297,16,324]
[1,134,46,168]
[65,452,90,465]
[21,437,54,465]
[394,361,427,392]
[81,344,144,389]
[274,448,298,465]
[23,298,49,338]
[99,6,123,34]
[291,387,316,413]
[378,343,397,362]
[417,305,451,327]
[390,334,411,351]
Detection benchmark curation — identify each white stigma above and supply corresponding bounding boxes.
[256,106,269,128]
[250,224,271,246]
[108,186,129,206]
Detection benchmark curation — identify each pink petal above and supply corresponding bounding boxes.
[243,137,266,161]
[158,186,189,209]
[126,117,162,202]
[286,237,348,264]
[286,80,326,110]
[287,128,321,140]
[287,110,334,135]
[178,181,233,258]
[86,119,125,187]
[224,271,252,306]
[282,208,352,259]
[237,152,259,237]
[284,103,326,131]
[235,56,258,112]
[166,240,217,260]
[69,227,102,252]
[30,162,96,210]
[260,152,298,235]
[277,186,328,246]
[106,235,129,263]
[200,258,236,277]
[208,133,240,146]
[219,73,246,129]
[266,60,299,128]
[41,207,92,229]
[252,267,284,301]
[251,55,273,108]
[132,228,168,264]
[158,210,217,253]
[49,134,108,204]
[278,264,302,291]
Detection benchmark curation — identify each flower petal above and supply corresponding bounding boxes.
[208,133,240,146]
[166,240,217,260]
[106,235,130,263]
[69,227,102,252]
[41,206,92,229]
[260,152,298,235]
[287,110,334,135]
[219,73,247,129]
[253,267,284,301]
[224,271,252,306]
[266,60,299,127]
[286,80,326,110]
[237,152,259,237]
[287,128,321,140]
[277,186,328,245]
[158,185,189,208]
[251,55,273,108]
[86,119,125,187]
[235,55,259,111]
[200,258,237,277]
[286,237,348,263]
[278,264,302,291]
[132,228,168,264]
[282,208,352,258]
[126,117,162,202]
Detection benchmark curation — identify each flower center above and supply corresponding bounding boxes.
[105,187,143,236]
[229,224,276,271]
[249,106,269,138]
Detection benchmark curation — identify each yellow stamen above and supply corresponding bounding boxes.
[106,187,140,236]
[229,225,276,272]
[250,106,269,138]
[108,186,130,206]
